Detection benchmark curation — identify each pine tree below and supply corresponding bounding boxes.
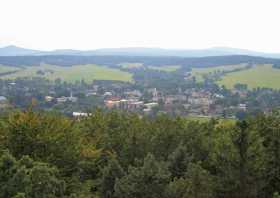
[100,158,124,198]
[168,144,191,178]
[0,151,65,198]
[114,153,170,198]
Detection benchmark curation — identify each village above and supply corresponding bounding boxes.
[0,77,267,120]
[39,84,248,118]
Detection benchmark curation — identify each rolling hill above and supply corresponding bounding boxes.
[1,45,280,58]
[0,54,279,69]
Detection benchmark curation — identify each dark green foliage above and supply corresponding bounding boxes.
[234,83,248,91]
[6,110,81,172]
[165,177,190,198]
[0,54,277,68]
[165,162,215,198]
[253,113,280,196]
[0,151,65,198]
[114,153,170,198]
[100,158,124,198]
[184,162,215,198]
[168,144,191,178]
[274,192,280,198]
[0,109,280,197]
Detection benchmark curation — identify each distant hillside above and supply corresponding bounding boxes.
[0,55,279,69]
[90,47,280,58]
[1,46,280,58]
[0,45,42,56]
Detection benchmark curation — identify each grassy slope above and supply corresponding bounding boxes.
[0,64,133,83]
[191,64,248,82]
[0,65,20,74]
[150,65,181,72]
[119,63,143,69]
[218,64,280,89]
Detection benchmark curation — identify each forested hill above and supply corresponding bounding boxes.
[1,54,280,68]
[1,46,280,58]
[1,109,280,197]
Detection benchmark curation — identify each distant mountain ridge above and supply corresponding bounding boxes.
[0,45,43,56]
[1,45,280,58]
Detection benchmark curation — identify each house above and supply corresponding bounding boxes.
[120,99,129,109]
[105,97,121,108]
[45,96,54,102]
[0,96,9,108]
[143,108,151,113]
[124,90,142,98]
[239,104,247,111]
[0,96,8,104]
[232,89,247,98]
[165,95,187,104]
[86,91,97,97]
[104,92,113,96]
[188,97,212,106]
[128,101,144,110]
[214,94,224,99]
[57,97,68,103]
[144,102,158,109]
[73,112,91,117]
[105,100,120,108]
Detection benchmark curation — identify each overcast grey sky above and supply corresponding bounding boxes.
[0,0,279,52]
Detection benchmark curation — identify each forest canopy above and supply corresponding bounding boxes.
[0,109,280,197]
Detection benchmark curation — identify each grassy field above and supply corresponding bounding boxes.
[0,65,20,74]
[191,64,248,82]
[218,64,280,89]
[150,65,181,72]
[0,64,133,83]
[119,63,181,72]
[119,62,143,69]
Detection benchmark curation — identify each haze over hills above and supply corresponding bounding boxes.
[1,45,280,58]
[0,45,43,56]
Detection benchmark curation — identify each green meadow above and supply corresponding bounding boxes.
[0,65,20,74]
[120,63,181,72]
[218,64,280,89]
[191,64,248,82]
[191,63,280,90]
[119,62,143,69]
[0,64,133,83]
[150,65,181,72]
[2,63,280,89]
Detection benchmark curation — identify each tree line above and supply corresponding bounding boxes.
[0,55,278,68]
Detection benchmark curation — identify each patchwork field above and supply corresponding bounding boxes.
[150,65,181,72]
[119,62,143,69]
[2,63,280,89]
[0,64,133,83]
[191,64,248,82]
[119,63,181,72]
[217,64,280,89]
[190,64,280,90]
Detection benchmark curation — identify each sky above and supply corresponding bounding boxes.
[0,0,280,52]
